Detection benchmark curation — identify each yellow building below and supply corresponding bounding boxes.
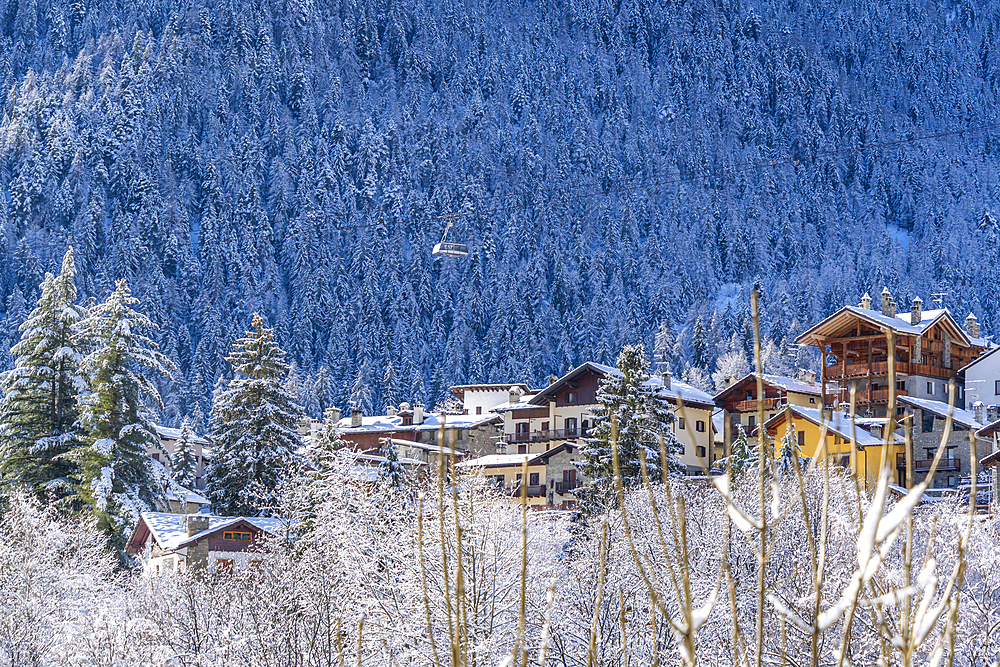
[764,405,903,489]
[453,442,583,509]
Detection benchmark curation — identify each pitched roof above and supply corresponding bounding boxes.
[525,361,717,409]
[154,424,210,446]
[713,373,822,402]
[958,344,1000,375]
[797,305,977,348]
[897,395,983,430]
[764,405,894,448]
[337,412,499,433]
[977,418,1000,439]
[164,487,210,505]
[131,512,289,553]
[454,453,533,469]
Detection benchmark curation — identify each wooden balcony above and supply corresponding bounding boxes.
[896,454,961,472]
[508,483,547,498]
[504,429,581,444]
[828,361,957,382]
[555,479,583,494]
[731,397,783,413]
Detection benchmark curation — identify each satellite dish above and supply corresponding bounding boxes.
[432,216,469,258]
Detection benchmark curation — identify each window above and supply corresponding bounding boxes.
[897,381,905,391]
[678,418,686,430]
[995,380,1000,395]
[581,419,589,432]
[748,415,756,429]
[541,421,549,432]
[696,446,706,458]
[809,397,815,404]
[488,475,504,488]
[223,531,252,541]
[517,444,527,454]
[797,431,805,447]
[476,406,482,415]
[922,413,935,433]
[927,382,934,394]
[565,417,578,436]
[566,392,578,404]
[696,420,706,433]
[529,473,539,486]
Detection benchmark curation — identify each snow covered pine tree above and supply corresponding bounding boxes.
[576,344,683,518]
[72,279,175,555]
[170,417,199,490]
[209,313,304,516]
[0,248,87,503]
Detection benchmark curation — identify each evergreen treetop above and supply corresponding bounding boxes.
[209,313,305,516]
[170,417,199,490]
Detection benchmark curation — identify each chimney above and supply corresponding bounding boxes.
[508,386,522,404]
[910,296,923,325]
[663,368,671,390]
[799,369,816,386]
[966,313,981,339]
[880,287,895,318]
[351,408,363,428]
[547,374,558,386]
[185,514,210,571]
[413,403,424,425]
[860,292,872,310]
[973,401,985,425]
[386,404,397,417]
[325,406,341,424]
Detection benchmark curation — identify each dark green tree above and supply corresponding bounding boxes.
[208,314,304,516]
[170,417,199,490]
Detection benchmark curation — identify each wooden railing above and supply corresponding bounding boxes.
[555,479,583,494]
[504,428,581,444]
[508,483,547,498]
[732,397,783,413]
[896,454,961,472]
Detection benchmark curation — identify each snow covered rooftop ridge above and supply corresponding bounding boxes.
[336,411,498,432]
[140,512,290,552]
[454,453,531,468]
[714,372,822,400]
[154,424,210,445]
[897,395,983,430]
[766,405,892,448]
[164,487,210,505]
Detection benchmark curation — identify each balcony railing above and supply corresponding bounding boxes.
[732,397,783,413]
[508,483,547,498]
[504,428,581,444]
[829,362,957,382]
[555,479,583,494]
[896,454,961,472]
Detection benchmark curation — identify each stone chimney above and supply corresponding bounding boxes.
[880,287,895,318]
[325,406,341,424]
[386,404,397,417]
[186,515,210,571]
[973,401,985,426]
[860,292,872,310]
[966,313,981,339]
[910,296,923,325]
[799,368,817,386]
[508,386,522,404]
[413,403,424,425]
[351,408,363,428]
[547,374,558,386]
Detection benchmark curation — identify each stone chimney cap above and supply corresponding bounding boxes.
[881,286,891,295]
[913,296,922,304]
[967,312,978,321]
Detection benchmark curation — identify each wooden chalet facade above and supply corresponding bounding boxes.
[796,289,991,418]
[714,372,822,454]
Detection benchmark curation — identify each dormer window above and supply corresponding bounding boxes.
[403,416,413,426]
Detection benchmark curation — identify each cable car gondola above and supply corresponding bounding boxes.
[432,217,469,257]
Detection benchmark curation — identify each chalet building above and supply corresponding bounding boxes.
[333,403,501,456]
[126,512,288,575]
[763,405,903,489]
[149,425,211,490]
[977,420,1000,509]
[714,372,824,455]
[796,289,992,418]
[449,383,531,417]
[491,361,718,476]
[454,442,583,509]
[897,395,987,489]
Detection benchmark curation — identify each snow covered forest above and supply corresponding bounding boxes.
[0,0,999,421]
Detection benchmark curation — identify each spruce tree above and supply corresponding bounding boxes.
[208,313,304,516]
[170,417,199,489]
[0,248,87,502]
[73,279,175,550]
[576,344,682,517]
[379,436,405,488]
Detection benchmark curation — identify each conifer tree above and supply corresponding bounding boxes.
[170,417,199,490]
[0,248,87,502]
[379,436,405,489]
[576,344,682,518]
[725,424,757,479]
[776,422,806,477]
[72,279,175,550]
[208,314,304,516]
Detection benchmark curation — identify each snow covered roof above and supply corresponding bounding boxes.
[714,373,823,403]
[164,487,210,505]
[348,451,426,466]
[897,396,983,430]
[454,453,532,469]
[764,405,894,448]
[488,400,546,413]
[797,304,985,349]
[958,344,1000,375]
[154,424,210,446]
[336,412,499,433]
[387,437,467,454]
[450,383,530,398]
[137,512,289,552]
